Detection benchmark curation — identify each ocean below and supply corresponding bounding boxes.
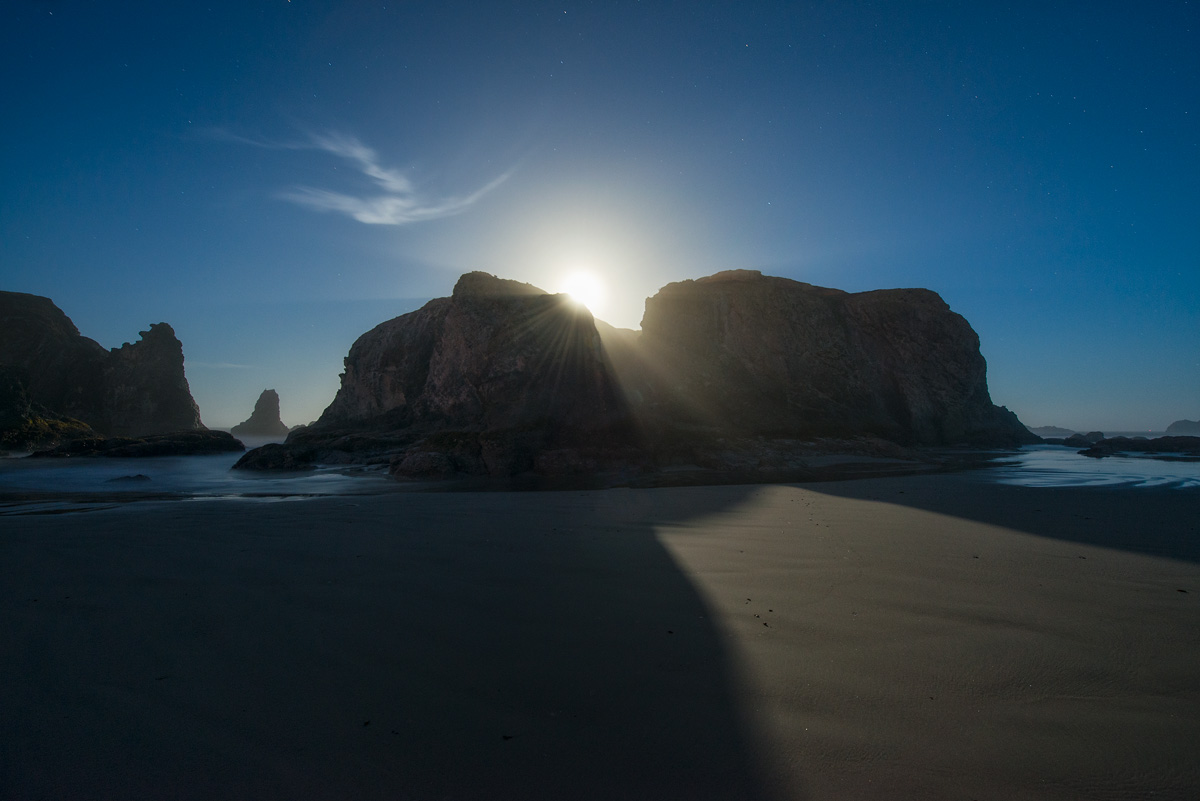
[987,444,1200,489]
[0,436,394,511]
[1,440,1197,509]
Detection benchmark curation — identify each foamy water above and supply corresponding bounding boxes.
[989,444,1200,489]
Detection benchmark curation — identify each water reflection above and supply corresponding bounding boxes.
[990,445,1200,489]
[0,450,392,500]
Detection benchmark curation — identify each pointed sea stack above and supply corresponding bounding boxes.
[231,389,290,437]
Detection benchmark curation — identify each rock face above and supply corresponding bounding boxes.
[320,273,625,432]
[0,366,94,451]
[231,389,290,437]
[628,271,1035,447]
[240,273,631,474]
[1166,419,1200,435]
[0,290,204,437]
[237,270,1035,477]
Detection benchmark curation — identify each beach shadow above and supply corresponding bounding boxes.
[805,473,1200,564]
[0,486,799,800]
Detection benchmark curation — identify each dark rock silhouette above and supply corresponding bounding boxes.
[236,270,1036,476]
[0,366,95,451]
[1079,435,1200,460]
[29,430,244,458]
[1063,431,1106,448]
[0,291,204,437]
[1028,425,1077,438]
[242,273,631,475]
[1166,419,1200,435]
[628,270,1036,447]
[231,389,290,437]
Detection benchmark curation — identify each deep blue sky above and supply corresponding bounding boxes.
[3,1,1197,430]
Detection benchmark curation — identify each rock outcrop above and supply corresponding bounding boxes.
[1166,419,1200,435]
[1079,436,1200,460]
[231,389,290,437]
[239,273,631,474]
[236,270,1035,477]
[0,291,203,437]
[1059,431,1105,448]
[29,430,244,458]
[627,270,1036,447]
[1028,425,1077,438]
[0,366,94,452]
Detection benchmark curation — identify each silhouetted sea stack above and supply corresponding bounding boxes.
[632,270,1035,447]
[257,272,631,476]
[0,290,204,439]
[231,389,290,437]
[1028,425,1077,438]
[1062,431,1106,448]
[236,271,1035,476]
[1166,419,1200,435]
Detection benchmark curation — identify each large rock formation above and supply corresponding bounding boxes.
[1166,419,1200,435]
[626,270,1035,447]
[240,273,631,474]
[237,271,1034,478]
[231,389,290,437]
[0,290,204,437]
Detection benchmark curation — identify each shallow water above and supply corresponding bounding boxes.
[988,444,1200,489]
[0,437,393,503]
[3,441,1198,506]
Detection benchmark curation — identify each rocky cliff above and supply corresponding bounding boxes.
[628,270,1035,447]
[320,272,626,432]
[0,290,204,437]
[245,273,631,475]
[237,270,1034,477]
[0,365,94,451]
[231,389,290,437]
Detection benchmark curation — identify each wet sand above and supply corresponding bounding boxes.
[1,474,1197,799]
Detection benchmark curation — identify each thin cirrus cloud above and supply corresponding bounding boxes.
[280,133,515,225]
[215,130,513,225]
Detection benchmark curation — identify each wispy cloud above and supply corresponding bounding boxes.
[213,129,513,225]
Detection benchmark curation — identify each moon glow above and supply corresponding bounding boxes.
[560,271,607,317]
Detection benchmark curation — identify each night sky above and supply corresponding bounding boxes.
[3,2,1197,431]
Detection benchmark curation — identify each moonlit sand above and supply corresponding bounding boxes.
[2,472,1196,799]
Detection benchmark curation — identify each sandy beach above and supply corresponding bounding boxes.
[2,473,1197,800]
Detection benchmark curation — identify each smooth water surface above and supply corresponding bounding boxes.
[4,442,1198,507]
[989,445,1200,489]
[0,436,393,505]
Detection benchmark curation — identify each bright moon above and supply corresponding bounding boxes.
[560,271,607,316]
